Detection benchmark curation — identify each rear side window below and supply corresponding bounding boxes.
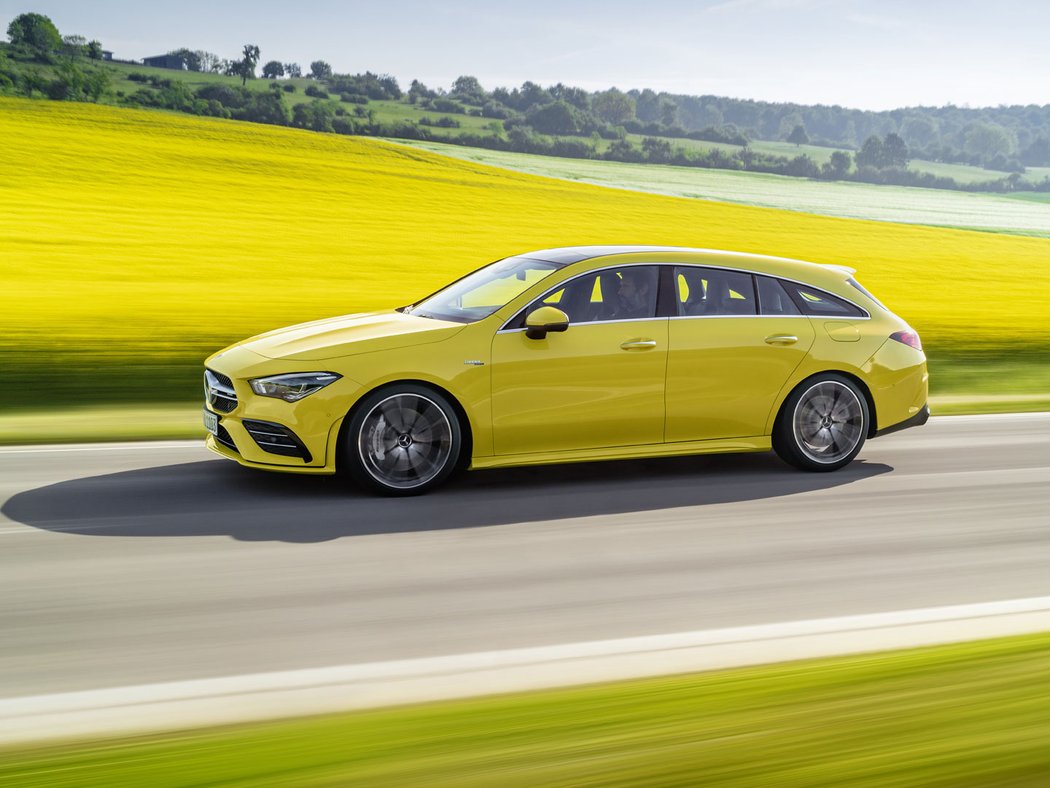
[675,267,756,316]
[780,280,867,317]
[756,276,801,316]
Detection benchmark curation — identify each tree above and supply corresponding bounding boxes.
[292,100,334,132]
[62,35,87,56]
[527,100,577,135]
[7,12,62,54]
[284,62,301,78]
[84,68,109,101]
[822,150,851,179]
[550,83,589,111]
[900,116,937,149]
[592,88,635,125]
[964,122,1013,160]
[882,132,909,167]
[641,136,673,163]
[777,111,804,140]
[659,98,678,128]
[517,81,551,111]
[238,92,290,126]
[196,51,222,73]
[235,44,260,86]
[86,40,103,60]
[168,48,203,72]
[854,135,884,168]
[787,124,809,146]
[1021,136,1050,167]
[309,60,332,80]
[408,79,435,104]
[261,60,284,79]
[450,75,484,103]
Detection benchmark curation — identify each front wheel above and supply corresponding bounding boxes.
[344,385,462,495]
[773,374,869,472]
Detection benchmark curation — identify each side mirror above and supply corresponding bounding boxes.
[524,306,570,340]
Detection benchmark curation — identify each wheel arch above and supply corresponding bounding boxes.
[774,369,878,438]
[335,379,475,474]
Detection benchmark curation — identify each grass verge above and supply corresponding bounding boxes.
[3,632,1050,786]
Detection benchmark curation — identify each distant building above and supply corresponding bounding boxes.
[142,54,188,70]
[101,50,113,61]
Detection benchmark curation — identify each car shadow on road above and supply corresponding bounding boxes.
[2,452,893,543]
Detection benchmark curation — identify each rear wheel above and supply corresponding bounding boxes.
[773,374,868,472]
[344,385,462,495]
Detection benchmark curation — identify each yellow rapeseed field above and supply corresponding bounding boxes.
[2,96,1048,401]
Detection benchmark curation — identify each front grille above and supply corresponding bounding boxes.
[242,419,312,462]
[205,369,238,413]
[214,424,238,453]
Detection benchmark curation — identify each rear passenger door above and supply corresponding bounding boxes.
[664,267,815,442]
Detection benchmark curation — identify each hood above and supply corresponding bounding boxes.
[231,310,466,361]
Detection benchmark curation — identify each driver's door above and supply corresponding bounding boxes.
[489,266,667,456]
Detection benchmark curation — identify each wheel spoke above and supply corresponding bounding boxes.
[359,393,454,489]
[792,381,863,465]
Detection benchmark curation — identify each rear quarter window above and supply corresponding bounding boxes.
[780,280,867,317]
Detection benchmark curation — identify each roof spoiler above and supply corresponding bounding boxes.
[822,263,856,276]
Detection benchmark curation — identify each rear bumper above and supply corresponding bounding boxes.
[874,403,930,438]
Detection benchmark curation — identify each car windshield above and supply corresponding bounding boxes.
[405,256,565,323]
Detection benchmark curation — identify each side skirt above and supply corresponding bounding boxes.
[469,436,771,471]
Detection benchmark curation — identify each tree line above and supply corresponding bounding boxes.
[4,11,1050,194]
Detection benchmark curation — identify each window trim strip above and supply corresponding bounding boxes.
[497,261,870,333]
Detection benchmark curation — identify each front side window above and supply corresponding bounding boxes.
[406,256,564,323]
[510,265,660,328]
[675,267,756,316]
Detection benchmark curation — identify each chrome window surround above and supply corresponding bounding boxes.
[497,262,870,333]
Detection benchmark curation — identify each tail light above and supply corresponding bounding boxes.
[890,330,922,351]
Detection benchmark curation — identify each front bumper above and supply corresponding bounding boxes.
[202,346,354,474]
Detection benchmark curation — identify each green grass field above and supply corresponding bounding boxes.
[394,139,1050,236]
[4,632,1050,786]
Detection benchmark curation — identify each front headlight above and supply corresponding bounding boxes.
[249,372,341,402]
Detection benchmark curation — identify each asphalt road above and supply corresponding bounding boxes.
[1,413,1048,700]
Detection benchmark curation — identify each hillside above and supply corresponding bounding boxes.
[395,140,1050,237]
[3,40,1049,193]
[2,97,1049,410]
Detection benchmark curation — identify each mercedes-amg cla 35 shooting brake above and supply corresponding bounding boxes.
[204,247,929,494]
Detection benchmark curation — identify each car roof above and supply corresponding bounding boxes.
[521,246,855,284]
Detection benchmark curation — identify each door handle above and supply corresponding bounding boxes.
[620,339,657,350]
[764,334,799,345]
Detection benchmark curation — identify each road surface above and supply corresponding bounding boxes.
[1,413,1048,700]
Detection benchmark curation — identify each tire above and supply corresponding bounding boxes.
[343,384,463,495]
[772,374,869,472]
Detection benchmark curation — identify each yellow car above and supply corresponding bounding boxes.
[204,246,928,494]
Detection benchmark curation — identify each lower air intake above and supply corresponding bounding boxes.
[242,419,312,462]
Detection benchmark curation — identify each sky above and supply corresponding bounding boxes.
[6,0,1049,111]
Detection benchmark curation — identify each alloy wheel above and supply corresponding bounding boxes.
[357,393,454,490]
[792,380,865,465]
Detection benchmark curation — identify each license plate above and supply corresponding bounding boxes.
[203,408,219,436]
